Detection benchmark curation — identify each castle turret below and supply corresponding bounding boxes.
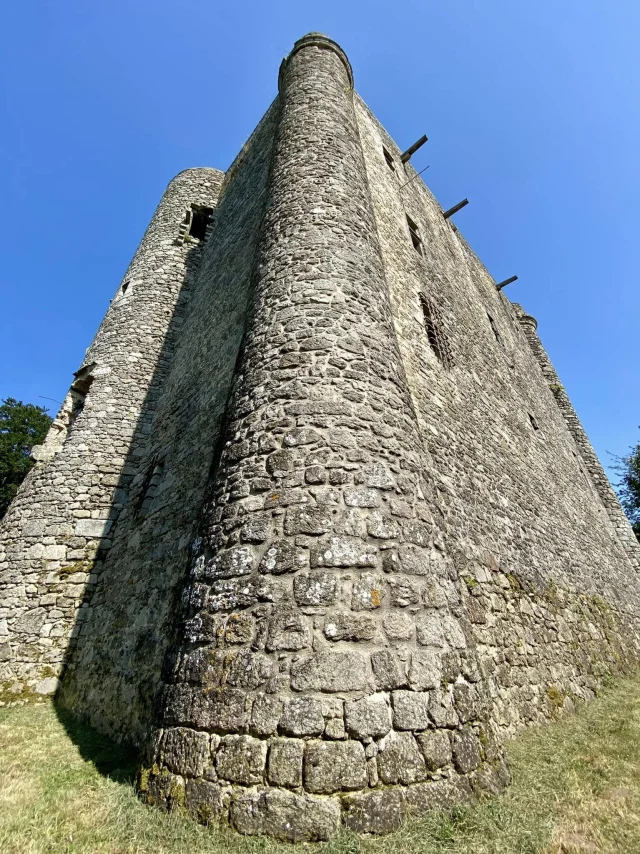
[142,34,498,840]
[0,168,223,697]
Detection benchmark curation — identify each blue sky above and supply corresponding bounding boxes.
[1,0,638,475]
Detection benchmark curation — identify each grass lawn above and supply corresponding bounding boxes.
[1,678,640,854]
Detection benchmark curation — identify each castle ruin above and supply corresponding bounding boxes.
[1,33,639,841]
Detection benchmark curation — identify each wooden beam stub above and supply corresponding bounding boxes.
[400,134,428,163]
[442,199,468,220]
[496,275,518,291]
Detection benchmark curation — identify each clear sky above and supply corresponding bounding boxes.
[1,0,638,476]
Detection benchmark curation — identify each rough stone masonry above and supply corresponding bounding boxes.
[1,32,639,841]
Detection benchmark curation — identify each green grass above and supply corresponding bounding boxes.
[1,678,640,854]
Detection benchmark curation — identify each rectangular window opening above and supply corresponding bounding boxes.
[528,412,540,431]
[419,294,452,367]
[383,147,395,171]
[188,205,214,241]
[406,215,423,255]
[487,312,502,346]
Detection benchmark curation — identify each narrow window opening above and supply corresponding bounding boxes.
[419,294,452,367]
[528,412,540,431]
[487,312,502,346]
[121,281,129,296]
[138,460,165,517]
[383,147,395,171]
[189,205,214,241]
[406,215,423,255]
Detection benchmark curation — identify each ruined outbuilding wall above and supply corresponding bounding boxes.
[0,168,223,699]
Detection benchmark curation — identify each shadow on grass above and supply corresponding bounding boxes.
[53,698,140,786]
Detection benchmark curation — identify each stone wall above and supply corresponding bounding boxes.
[55,103,278,743]
[0,168,223,701]
[514,304,640,569]
[142,32,503,840]
[140,35,640,840]
[1,29,639,843]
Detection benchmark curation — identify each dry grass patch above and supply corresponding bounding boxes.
[1,677,640,853]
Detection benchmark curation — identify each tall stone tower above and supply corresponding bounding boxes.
[2,33,639,841]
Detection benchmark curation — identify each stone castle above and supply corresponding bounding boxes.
[1,33,639,841]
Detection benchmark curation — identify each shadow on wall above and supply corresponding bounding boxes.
[53,697,139,785]
[53,239,209,742]
[50,104,276,747]
[51,227,246,746]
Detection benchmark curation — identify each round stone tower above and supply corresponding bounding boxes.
[143,35,504,841]
[0,168,223,697]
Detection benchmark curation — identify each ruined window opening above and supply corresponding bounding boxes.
[188,205,213,241]
[121,281,129,296]
[419,294,452,367]
[528,412,540,431]
[137,460,165,517]
[383,147,395,171]
[61,368,95,440]
[70,368,94,413]
[487,312,502,347]
[406,215,423,255]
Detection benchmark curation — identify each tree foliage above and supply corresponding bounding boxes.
[0,398,52,520]
[613,431,640,541]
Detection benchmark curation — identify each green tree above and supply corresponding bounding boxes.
[614,432,640,542]
[0,398,52,520]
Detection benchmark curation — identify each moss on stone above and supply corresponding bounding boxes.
[137,766,152,794]
[544,580,562,610]
[195,802,214,825]
[505,572,522,592]
[168,777,185,809]
[58,560,94,578]
[0,681,43,705]
[546,685,565,712]
[549,382,566,398]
